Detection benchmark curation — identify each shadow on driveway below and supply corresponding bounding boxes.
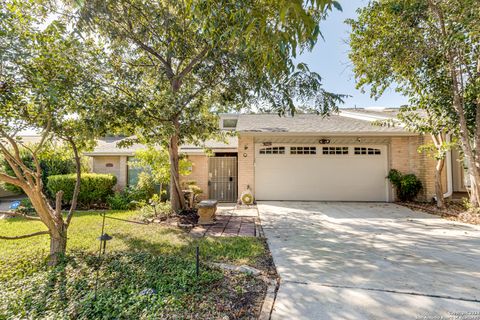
[259,201,480,319]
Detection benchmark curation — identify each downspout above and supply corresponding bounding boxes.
[443,134,453,198]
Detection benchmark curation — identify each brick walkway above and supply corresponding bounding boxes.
[190,215,257,237]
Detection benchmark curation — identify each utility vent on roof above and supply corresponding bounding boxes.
[354,147,381,155]
[259,146,285,154]
[291,146,316,155]
[322,147,348,155]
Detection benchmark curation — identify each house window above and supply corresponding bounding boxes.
[354,147,381,155]
[290,146,316,155]
[222,118,238,129]
[259,146,285,154]
[127,157,143,186]
[322,146,349,155]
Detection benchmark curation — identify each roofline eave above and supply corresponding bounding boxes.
[237,131,419,137]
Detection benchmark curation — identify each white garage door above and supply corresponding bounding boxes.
[255,144,388,201]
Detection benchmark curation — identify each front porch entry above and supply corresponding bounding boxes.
[208,156,238,202]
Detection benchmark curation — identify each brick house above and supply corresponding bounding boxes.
[83,109,468,203]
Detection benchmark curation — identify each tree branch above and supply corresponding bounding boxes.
[123,19,174,78]
[0,230,49,240]
[0,146,26,183]
[0,211,41,220]
[176,46,209,82]
[33,119,52,154]
[0,138,35,179]
[55,190,64,222]
[0,133,38,187]
[0,172,25,188]
[66,138,81,227]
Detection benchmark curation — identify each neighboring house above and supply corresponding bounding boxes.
[84,109,468,203]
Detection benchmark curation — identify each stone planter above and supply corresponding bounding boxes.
[197,200,218,225]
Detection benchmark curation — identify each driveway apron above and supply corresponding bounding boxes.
[258,201,480,319]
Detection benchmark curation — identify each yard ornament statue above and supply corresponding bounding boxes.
[240,186,254,205]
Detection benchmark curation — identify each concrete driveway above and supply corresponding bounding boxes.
[258,202,480,319]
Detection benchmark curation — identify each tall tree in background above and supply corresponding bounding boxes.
[348,0,480,206]
[0,3,112,264]
[68,0,345,212]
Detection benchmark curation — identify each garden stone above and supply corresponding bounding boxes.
[139,288,157,296]
[211,262,262,276]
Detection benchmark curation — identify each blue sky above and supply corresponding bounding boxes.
[297,0,408,109]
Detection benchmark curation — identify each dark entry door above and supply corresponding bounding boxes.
[208,157,238,202]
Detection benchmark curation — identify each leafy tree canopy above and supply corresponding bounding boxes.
[65,0,345,210]
[0,0,119,263]
[130,147,192,185]
[348,0,480,206]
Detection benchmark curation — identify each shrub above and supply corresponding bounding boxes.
[14,198,36,216]
[387,169,422,201]
[1,145,86,195]
[136,172,156,199]
[182,180,203,208]
[47,173,117,208]
[106,187,146,210]
[139,196,173,220]
[106,192,133,210]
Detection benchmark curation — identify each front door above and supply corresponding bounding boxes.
[208,157,238,202]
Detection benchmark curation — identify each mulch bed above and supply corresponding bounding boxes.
[178,269,268,320]
[398,201,480,225]
[254,238,278,278]
[143,209,199,228]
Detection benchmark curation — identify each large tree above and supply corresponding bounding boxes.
[0,3,112,264]
[68,0,345,212]
[348,0,480,205]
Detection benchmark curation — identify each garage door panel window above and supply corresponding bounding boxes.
[259,146,285,155]
[354,147,381,155]
[291,146,316,155]
[322,146,349,155]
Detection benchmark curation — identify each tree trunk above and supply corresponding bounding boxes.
[472,58,480,207]
[434,158,446,209]
[26,189,68,265]
[168,118,186,213]
[428,0,480,207]
[49,227,67,266]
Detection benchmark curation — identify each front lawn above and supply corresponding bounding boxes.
[0,210,269,319]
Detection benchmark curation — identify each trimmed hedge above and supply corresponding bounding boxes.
[47,173,117,208]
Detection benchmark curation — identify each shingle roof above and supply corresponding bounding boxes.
[236,113,409,134]
[181,136,238,151]
[84,136,238,156]
[83,137,146,156]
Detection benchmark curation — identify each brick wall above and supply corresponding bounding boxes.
[181,155,209,201]
[390,135,443,201]
[237,135,255,198]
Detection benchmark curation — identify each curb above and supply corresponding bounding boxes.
[258,277,279,320]
[255,217,265,238]
[398,202,458,217]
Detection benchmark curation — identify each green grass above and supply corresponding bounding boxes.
[0,211,267,319]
